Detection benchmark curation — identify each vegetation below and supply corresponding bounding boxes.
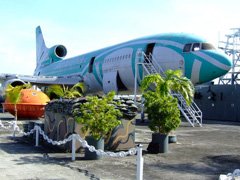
[141,69,194,105]
[5,83,32,120]
[46,82,85,99]
[140,69,194,134]
[142,91,181,134]
[74,91,122,140]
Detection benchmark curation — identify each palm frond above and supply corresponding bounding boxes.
[5,84,32,104]
[141,69,194,105]
[46,83,86,99]
[46,85,64,98]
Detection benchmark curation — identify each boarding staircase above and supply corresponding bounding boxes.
[139,52,202,127]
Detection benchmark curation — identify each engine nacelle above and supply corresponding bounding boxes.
[0,79,26,98]
[48,45,67,62]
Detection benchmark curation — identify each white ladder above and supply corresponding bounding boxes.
[139,52,202,127]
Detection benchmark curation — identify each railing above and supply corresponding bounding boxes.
[139,51,202,127]
[172,92,202,127]
[141,52,164,76]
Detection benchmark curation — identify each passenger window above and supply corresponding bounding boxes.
[192,43,200,51]
[183,43,192,52]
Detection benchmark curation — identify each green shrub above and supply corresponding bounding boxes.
[74,91,122,140]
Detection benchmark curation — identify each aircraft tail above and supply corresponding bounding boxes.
[34,26,67,75]
[36,26,48,65]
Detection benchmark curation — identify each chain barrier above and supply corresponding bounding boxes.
[74,134,138,157]
[0,120,143,180]
[0,120,15,130]
[0,120,138,157]
[219,169,240,180]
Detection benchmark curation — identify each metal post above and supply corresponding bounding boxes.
[232,35,235,85]
[72,134,76,161]
[134,60,138,105]
[35,126,39,147]
[141,97,144,122]
[12,121,16,138]
[137,144,144,180]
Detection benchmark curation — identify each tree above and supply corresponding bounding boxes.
[5,83,32,120]
[46,82,85,99]
[142,90,181,134]
[141,69,194,105]
[140,69,194,134]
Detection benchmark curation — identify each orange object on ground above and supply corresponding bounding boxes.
[2,89,50,119]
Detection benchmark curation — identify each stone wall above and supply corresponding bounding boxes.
[44,96,139,151]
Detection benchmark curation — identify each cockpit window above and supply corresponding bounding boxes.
[202,43,216,50]
[192,43,200,51]
[183,42,216,53]
[183,43,192,52]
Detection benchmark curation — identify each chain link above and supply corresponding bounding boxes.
[0,120,14,130]
[75,134,137,157]
[0,120,138,157]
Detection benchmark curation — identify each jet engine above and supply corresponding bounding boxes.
[48,45,67,62]
[0,79,26,98]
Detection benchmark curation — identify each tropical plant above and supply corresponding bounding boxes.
[140,69,194,134]
[141,69,194,105]
[5,83,32,120]
[74,91,122,140]
[143,90,181,134]
[46,82,85,99]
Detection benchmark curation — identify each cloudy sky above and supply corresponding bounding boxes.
[0,0,239,75]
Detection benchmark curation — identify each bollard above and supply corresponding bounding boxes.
[137,144,144,180]
[35,126,39,147]
[12,121,16,138]
[72,134,76,161]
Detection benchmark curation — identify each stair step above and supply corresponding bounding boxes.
[140,51,202,127]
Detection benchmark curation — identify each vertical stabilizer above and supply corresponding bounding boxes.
[36,26,48,65]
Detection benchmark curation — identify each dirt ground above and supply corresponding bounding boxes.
[0,112,239,180]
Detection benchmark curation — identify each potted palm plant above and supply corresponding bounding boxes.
[46,82,85,99]
[5,83,32,120]
[141,70,194,153]
[74,91,122,160]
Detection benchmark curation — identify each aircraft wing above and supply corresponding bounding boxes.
[0,73,83,87]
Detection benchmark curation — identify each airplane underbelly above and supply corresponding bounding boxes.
[84,73,103,94]
[153,46,185,75]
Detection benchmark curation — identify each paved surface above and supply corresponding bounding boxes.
[0,112,239,180]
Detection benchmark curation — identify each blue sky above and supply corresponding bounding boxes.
[0,0,239,75]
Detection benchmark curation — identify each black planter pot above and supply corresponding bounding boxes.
[85,136,104,160]
[147,133,168,153]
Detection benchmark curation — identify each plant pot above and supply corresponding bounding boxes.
[85,136,104,160]
[169,135,177,143]
[148,133,168,153]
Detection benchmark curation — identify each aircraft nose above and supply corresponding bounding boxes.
[219,52,232,70]
[208,52,232,81]
[195,51,232,84]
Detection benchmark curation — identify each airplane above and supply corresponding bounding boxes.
[0,26,232,97]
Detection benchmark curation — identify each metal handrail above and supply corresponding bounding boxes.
[139,51,202,127]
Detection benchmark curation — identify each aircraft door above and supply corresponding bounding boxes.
[145,43,155,55]
[145,43,155,62]
[89,57,95,73]
[103,71,118,94]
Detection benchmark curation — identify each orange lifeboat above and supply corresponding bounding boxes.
[2,89,50,119]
